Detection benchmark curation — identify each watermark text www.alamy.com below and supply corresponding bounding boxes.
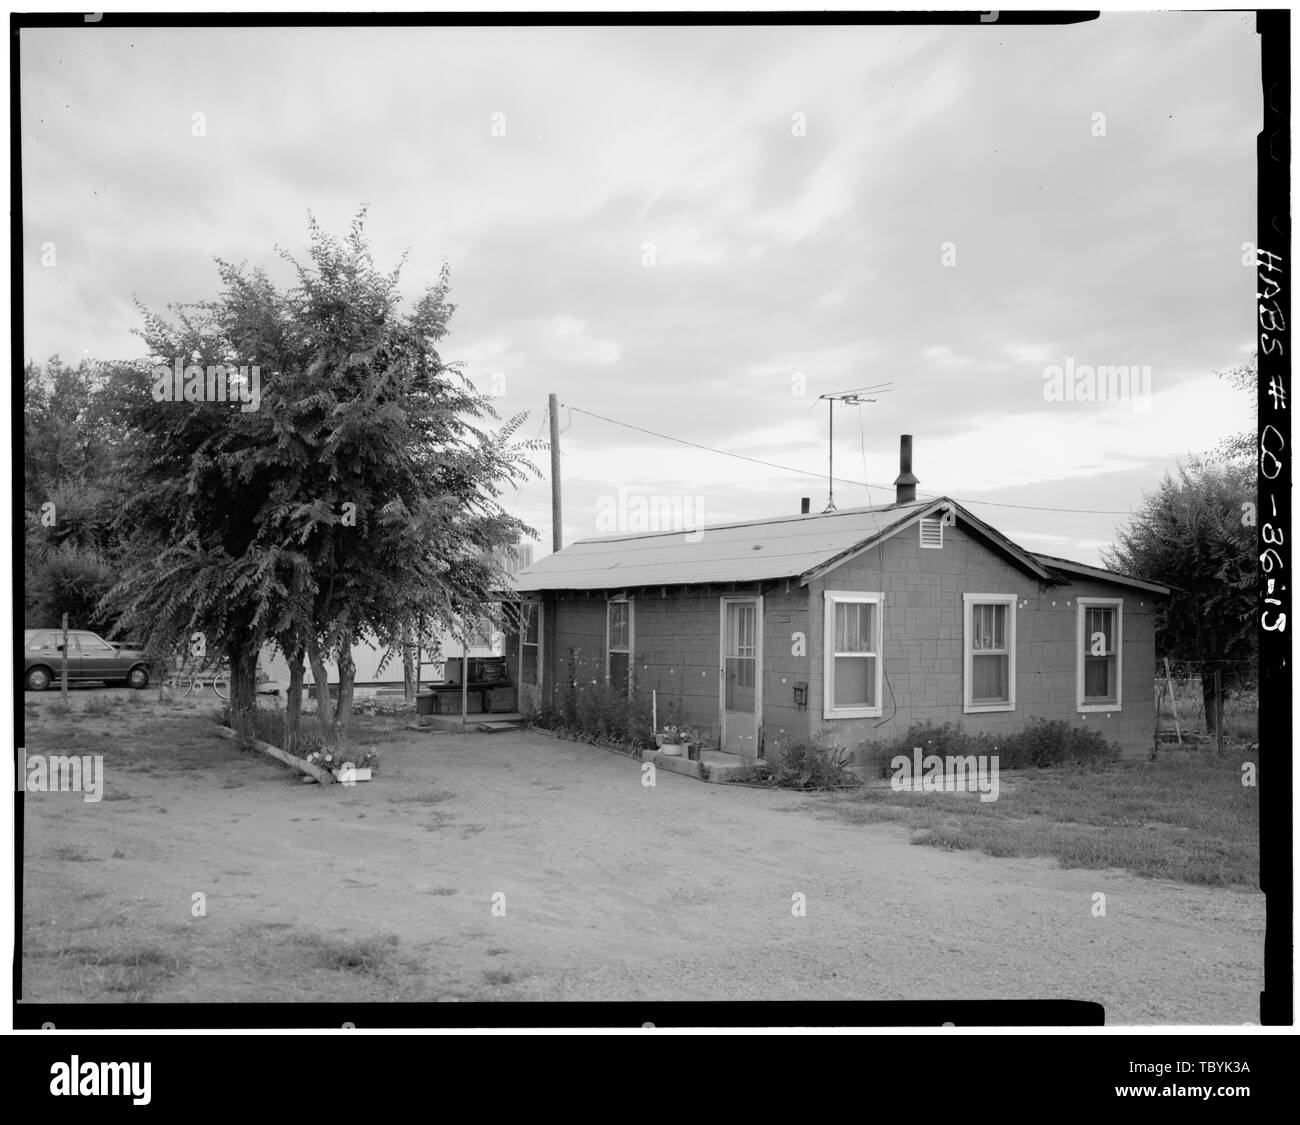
[1042,358,1151,412]
[50,1056,150,1105]
[596,486,705,542]
[152,358,261,412]
[19,750,103,803]
[890,748,1000,802]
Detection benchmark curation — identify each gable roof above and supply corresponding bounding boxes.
[515,496,1057,592]
[1030,553,1170,595]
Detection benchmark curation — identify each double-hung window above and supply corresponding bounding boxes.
[520,602,542,687]
[1077,599,1122,710]
[607,598,633,695]
[963,594,1016,712]
[823,592,883,718]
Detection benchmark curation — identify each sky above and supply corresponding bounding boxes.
[20,14,1261,567]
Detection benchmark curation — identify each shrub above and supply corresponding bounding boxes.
[531,669,657,752]
[1000,719,1120,768]
[758,733,858,790]
[877,719,1119,776]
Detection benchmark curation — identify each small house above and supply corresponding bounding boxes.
[514,436,1168,763]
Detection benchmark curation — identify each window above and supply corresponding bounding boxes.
[521,602,541,686]
[26,632,55,651]
[77,633,115,656]
[607,598,633,694]
[1077,599,1122,710]
[920,518,944,548]
[823,592,883,718]
[963,594,1016,712]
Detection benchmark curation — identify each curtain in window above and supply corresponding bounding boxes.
[970,603,1008,702]
[1083,608,1115,700]
[834,602,875,653]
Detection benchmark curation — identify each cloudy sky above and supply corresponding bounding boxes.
[21,14,1260,566]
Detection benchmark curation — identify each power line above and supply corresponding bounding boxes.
[562,402,1136,517]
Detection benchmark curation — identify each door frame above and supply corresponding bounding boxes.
[718,594,763,755]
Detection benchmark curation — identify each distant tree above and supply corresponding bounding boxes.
[23,358,128,627]
[1213,351,1257,462]
[102,210,540,749]
[1103,458,1256,731]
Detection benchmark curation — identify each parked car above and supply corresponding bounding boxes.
[23,629,151,691]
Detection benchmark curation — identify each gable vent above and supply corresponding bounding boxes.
[920,517,944,549]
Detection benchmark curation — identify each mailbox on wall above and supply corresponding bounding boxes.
[792,681,808,710]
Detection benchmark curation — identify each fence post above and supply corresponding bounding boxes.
[1153,675,1164,759]
[1215,667,1223,759]
[60,613,69,701]
[1163,657,1182,747]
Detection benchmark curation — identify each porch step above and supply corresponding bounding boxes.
[649,749,760,784]
[477,720,525,733]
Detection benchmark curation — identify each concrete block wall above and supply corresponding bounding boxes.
[804,521,1159,761]
[530,519,1159,763]
[537,589,735,745]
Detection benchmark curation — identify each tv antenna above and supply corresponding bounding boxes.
[816,383,893,513]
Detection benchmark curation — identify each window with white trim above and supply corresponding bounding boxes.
[521,602,542,686]
[607,598,633,695]
[1077,598,1122,710]
[823,591,883,718]
[963,594,1016,712]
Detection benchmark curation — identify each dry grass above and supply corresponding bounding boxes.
[827,744,1260,886]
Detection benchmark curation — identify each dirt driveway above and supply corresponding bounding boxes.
[20,693,1263,1021]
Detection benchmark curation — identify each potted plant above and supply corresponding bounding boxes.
[305,747,380,783]
[656,724,684,756]
[681,726,701,761]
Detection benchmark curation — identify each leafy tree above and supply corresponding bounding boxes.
[24,358,128,626]
[1103,458,1256,731]
[1213,351,1257,462]
[102,211,539,748]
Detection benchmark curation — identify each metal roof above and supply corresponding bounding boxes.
[515,498,1164,595]
[515,498,945,591]
[1029,553,1170,595]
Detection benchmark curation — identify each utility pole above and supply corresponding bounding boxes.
[548,393,563,552]
[817,384,893,513]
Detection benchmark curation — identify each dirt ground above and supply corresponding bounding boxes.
[20,687,1263,1022]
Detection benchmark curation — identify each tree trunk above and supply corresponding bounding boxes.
[306,634,334,731]
[328,631,356,749]
[1201,664,1219,734]
[284,644,305,755]
[227,644,258,740]
[402,621,417,707]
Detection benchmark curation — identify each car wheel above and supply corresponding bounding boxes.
[126,665,150,690]
[26,666,52,692]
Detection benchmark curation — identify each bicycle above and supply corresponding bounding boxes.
[158,656,230,701]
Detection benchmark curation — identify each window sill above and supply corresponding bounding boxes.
[1077,702,1120,713]
[963,702,1014,714]
[824,707,882,720]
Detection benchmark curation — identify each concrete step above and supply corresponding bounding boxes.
[649,748,760,783]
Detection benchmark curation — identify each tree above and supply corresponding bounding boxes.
[1103,458,1256,732]
[24,358,131,628]
[1213,351,1257,463]
[102,210,540,749]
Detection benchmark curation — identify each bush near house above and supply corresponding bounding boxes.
[869,719,1121,778]
[531,671,657,752]
[757,734,858,790]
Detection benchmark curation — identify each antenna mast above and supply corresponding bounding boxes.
[816,384,893,513]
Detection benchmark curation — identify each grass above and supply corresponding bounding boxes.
[302,933,400,975]
[826,746,1259,887]
[24,942,187,1000]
